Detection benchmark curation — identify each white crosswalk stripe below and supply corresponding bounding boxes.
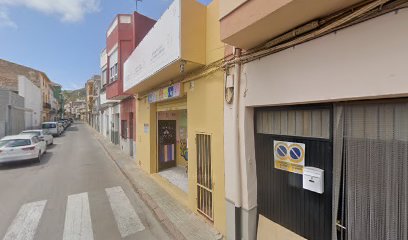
[63,192,94,240]
[2,200,47,240]
[105,186,145,238]
[2,187,145,240]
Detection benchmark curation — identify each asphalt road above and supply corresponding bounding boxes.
[0,122,170,240]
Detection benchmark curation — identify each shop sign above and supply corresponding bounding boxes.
[148,83,181,104]
[274,141,305,174]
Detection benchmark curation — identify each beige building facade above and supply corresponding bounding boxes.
[220,1,408,240]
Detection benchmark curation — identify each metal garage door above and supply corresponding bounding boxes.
[255,105,333,240]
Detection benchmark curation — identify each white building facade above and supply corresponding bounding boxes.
[17,75,42,129]
[223,6,408,240]
[99,49,121,145]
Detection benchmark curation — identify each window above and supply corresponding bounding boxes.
[121,120,127,139]
[0,139,31,147]
[31,137,39,144]
[109,63,118,83]
[42,123,56,129]
[101,69,107,86]
[109,49,118,83]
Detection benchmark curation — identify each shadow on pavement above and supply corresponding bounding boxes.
[65,126,78,132]
[0,152,53,170]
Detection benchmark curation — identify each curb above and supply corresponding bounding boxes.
[92,127,187,240]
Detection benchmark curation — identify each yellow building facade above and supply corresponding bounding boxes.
[125,0,226,236]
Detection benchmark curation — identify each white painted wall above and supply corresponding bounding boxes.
[123,0,181,91]
[224,9,408,240]
[18,75,42,128]
[243,9,408,107]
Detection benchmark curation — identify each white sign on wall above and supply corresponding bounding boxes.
[124,0,181,92]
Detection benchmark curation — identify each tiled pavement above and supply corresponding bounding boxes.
[90,126,223,240]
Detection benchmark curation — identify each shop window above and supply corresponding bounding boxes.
[121,120,127,139]
[256,108,330,139]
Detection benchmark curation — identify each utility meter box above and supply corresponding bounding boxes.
[303,167,324,194]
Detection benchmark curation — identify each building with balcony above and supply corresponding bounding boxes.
[124,0,226,236]
[220,0,408,239]
[99,48,121,145]
[104,12,155,154]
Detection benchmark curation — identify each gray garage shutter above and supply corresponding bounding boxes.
[342,101,408,240]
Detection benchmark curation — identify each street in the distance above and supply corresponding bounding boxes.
[0,122,170,240]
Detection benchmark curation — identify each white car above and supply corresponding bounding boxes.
[42,122,61,137]
[20,129,54,145]
[0,135,46,164]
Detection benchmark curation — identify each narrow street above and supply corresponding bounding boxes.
[0,122,170,240]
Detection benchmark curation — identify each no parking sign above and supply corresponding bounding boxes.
[274,141,305,174]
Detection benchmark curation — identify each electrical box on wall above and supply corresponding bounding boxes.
[303,167,324,194]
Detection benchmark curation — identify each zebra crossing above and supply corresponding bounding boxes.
[1,186,145,240]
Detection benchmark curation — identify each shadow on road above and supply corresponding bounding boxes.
[65,126,78,132]
[0,152,53,170]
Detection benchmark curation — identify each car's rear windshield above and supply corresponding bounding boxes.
[42,123,56,128]
[22,131,41,136]
[0,139,31,147]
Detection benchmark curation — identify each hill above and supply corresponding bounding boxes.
[62,88,86,102]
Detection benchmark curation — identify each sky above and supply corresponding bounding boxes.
[0,0,212,90]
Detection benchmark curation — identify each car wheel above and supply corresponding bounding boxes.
[51,140,54,145]
[34,152,41,163]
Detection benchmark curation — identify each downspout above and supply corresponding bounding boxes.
[232,48,242,239]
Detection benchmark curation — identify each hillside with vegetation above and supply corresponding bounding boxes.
[62,88,86,102]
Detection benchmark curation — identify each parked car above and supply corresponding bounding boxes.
[0,135,46,164]
[61,119,71,126]
[20,129,54,145]
[42,122,61,136]
[59,122,65,133]
[68,118,74,123]
[58,120,68,130]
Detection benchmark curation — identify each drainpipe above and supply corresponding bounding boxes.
[232,48,242,239]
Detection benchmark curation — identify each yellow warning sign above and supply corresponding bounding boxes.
[274,141,305,174]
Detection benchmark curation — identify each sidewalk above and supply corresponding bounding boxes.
[89,125,223,240]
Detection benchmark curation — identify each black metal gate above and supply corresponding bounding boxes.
[158,120,177,171]
[255,106,333,240]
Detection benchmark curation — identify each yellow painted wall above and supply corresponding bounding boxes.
[185,69,226,235]
[184,0,226,235]
[136,97,157,174]
[181,0,206,65]
[206,0,225,64]
[135,0,226,236]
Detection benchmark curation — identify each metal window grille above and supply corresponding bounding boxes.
[196,134,213,221]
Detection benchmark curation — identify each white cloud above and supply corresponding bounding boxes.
[0,8,17,28]
[0,0,100,23]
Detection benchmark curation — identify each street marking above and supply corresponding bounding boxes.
[63,192,94,240]
[105,186,145,238]
[2,200,47,240]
